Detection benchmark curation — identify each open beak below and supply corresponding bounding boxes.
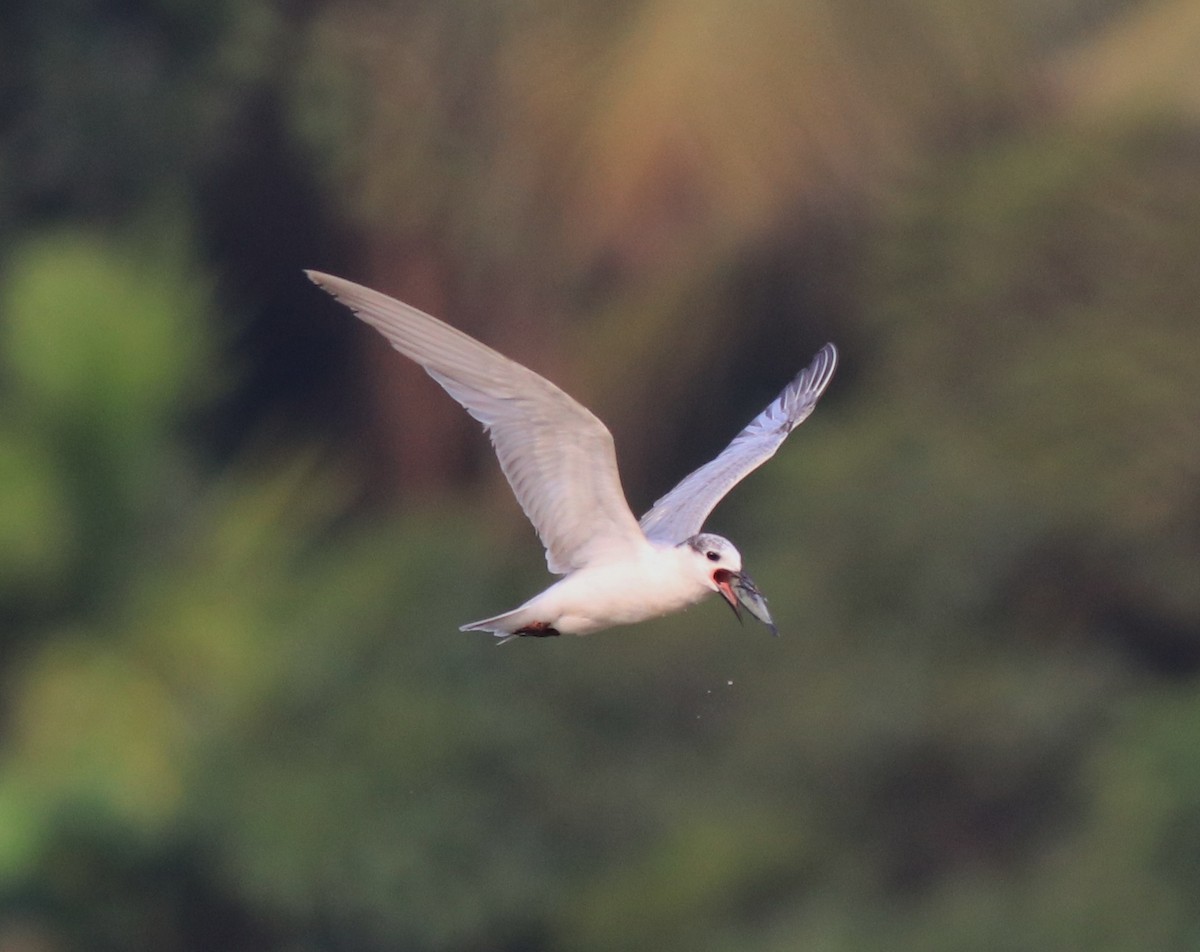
[714,569,779,636]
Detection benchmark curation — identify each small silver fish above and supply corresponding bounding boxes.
[715,568,779,636]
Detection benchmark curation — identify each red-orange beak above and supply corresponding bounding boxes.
[713,569,742,621]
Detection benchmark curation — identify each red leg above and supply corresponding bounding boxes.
[514,621,561,637]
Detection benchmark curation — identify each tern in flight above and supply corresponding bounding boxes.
[308,271,837,642]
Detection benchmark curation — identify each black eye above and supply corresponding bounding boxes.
[706,551,720,562]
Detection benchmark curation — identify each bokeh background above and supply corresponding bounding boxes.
[2,0,1200,949]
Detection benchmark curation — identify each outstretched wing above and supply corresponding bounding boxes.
[308,271,646,574]
[638,343,837,543]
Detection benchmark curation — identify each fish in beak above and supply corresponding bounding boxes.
[713,569,779,636]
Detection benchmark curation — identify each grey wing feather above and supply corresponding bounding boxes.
[307,271,646,574]
[639,343,837,543]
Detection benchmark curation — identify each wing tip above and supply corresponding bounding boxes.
[306,270,350,299]
[803,342,838,398]
[305,269,349,304]
[304,270,374,321]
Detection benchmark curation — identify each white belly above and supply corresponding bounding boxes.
[522,546,710,635]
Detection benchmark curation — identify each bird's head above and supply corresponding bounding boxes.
[682,533,777,635]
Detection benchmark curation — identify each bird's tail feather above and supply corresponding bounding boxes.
[460,606,534,643]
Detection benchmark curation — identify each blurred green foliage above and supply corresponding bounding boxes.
[1,1,1199,951]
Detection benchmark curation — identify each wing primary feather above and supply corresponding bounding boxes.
[307,271,646,572]
[638,343,837,543]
